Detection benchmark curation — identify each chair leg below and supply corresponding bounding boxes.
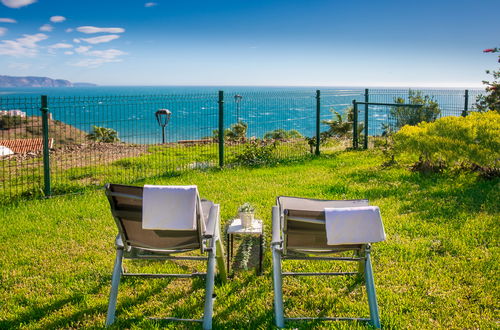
[215,225,228,283]
[364,248,381,328]
[106,247,124,327]
[202,248,216,330]
[356,245,366,274]
[272,246,285,328]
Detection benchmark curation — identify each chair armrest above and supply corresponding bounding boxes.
[204,204,219,239]
[115,234,124,249]
[271,206,282,245]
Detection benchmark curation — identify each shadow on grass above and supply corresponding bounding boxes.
[213,275,275,329]
[0,263,210,329]
[0,276,109,329]
[0,167,186,207]
[334,168,499,225]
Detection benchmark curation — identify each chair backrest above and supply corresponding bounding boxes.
[105,183,205,252]
[277,196,369,253]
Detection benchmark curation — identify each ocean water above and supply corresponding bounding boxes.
[0,86,481,144]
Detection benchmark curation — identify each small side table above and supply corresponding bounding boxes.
[226,218,264,276]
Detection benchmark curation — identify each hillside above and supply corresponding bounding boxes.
[0,116,88,146]
[0,75,97,88]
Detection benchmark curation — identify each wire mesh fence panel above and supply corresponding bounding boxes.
[222,90,316,165]
[46,93,219,194]
[320,89,365,151]
[467,89,485,113]
[363,89,484,148]
[0,97,44,200]
[0,87,489,201]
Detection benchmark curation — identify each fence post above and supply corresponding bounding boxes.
[218,91,224,168]
[462,89,469,117]
[352,100,358,149]
[40,95,51,197]
[315,90,321,155]
[364,88,369,149]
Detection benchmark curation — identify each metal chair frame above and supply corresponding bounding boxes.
[271,197,381,328]
[104,184,226,330]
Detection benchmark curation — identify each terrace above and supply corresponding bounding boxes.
[1,149,498,328]
[0,89,498,329]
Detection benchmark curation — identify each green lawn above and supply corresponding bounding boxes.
[0,140,312,202]
[0,150,498,329]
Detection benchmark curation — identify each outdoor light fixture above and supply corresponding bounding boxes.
[155,108,171,144]
[234,94,243,122]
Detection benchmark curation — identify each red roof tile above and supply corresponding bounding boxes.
[0,138,53,154]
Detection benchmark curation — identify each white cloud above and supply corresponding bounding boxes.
[0,27,7,36]
[87,49,126,59]
[39,24,53,32]
[1,0,37,8]
[64,51,73,55]
[71,48,126,68]
[76,26,125,34]
[75,45,91,53]
[144,2,157,7]
[73,38,80,43]
[0,18,17,23]
[81,34,120,44]
[71,58,108,67]
[18,33,47,47]
[0,33,48,57]
[50,15,66,23]
[49,43,73,49]
[66,28,73,33]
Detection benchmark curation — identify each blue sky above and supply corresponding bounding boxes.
[0,0,499,87]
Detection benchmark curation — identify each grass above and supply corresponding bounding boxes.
[1,139,313,202]
[0,149,498,329]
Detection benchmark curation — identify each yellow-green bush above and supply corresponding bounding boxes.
[393,111,500,170]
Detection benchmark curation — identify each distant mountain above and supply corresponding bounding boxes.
[0,75,97,87]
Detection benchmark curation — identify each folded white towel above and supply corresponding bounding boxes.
[142,185,198,230]
[324,206,386,245]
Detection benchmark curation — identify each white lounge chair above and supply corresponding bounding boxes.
[104,183,227,329]
[271,196,384,328]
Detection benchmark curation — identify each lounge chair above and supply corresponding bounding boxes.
[104,183,227,329]
[271,196,385,328]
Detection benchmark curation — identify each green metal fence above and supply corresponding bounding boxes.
[219,90,316,166]
[0,88,484,201]
[348,88,484,149]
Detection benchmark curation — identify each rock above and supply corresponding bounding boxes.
[0,75,97,88]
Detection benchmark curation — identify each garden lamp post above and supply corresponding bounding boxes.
[234,94,243,122]
[155,108,171,144]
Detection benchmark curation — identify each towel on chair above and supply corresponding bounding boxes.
[142,185,198,230]
[324,206,386,245]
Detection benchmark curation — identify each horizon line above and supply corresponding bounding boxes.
[78,83,485,89]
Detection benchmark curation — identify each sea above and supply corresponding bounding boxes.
[0,86,482,144]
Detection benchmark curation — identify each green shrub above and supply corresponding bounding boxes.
[226,121,248,141]
[374,123,396,166]
[322,108,353,138]
[475,47,499,112]
[264,128,302,140]
[393,111,500,173]
[87,125,119,143]
[321,107,364,147]
[391,90,441,128]
[476,69,500,112]
[212,120,248,142]
[233,140,278,167]
[304,136,316,154]
[0,115,25,129]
